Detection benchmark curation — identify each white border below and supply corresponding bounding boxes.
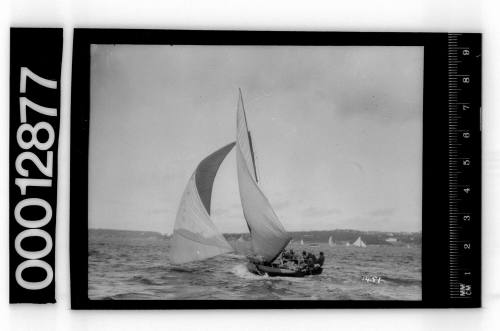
[2,1,499,330]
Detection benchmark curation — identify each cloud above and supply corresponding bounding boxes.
[212,207,231,216]
[301,206,342,218]
[338,215,391,231]
[213,205,243,218]
[230,202,243,209]
[368,208,396,217]
[271,199,292,210]
[148,208,171,215]
[332,47,423,123]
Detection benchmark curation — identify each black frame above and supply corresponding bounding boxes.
[70,29,480,309]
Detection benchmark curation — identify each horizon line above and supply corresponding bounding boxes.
[88,226,422,235]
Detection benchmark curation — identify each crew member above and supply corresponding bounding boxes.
[317,252,325,266]
[306,253,316,268]
[289,249,297,263]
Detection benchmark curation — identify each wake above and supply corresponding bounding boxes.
[231,263,266,280]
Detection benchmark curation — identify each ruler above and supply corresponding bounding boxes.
[447,33,481,304]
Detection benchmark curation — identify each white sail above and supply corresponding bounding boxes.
[301,239,304,246]
[169,143,235,264]
[352,236,367,248]
[328,236,334,247]
[236,90,291,262]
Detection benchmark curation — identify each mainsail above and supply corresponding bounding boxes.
[236,90,291,262]
[169,142,235,264]
[328,236,334,247]
[352,236,367,248]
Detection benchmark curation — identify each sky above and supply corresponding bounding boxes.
[89,44,423,234]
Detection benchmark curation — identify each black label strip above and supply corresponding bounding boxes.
[10,28,62,303]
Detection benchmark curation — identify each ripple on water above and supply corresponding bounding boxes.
[88,236,422,301]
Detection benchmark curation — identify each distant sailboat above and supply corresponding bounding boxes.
[300,239,304,246]
[352,236,367,248]
[345,242,350,247]
[328,236,335,247]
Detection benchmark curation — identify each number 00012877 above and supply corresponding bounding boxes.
[14,67,58,290]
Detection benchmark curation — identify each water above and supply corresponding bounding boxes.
[89,231,421,301]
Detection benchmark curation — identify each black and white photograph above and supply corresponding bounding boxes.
[87,44,423,301]
[5,0,497,329]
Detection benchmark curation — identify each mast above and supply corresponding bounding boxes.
[247,132,259,183]
[238,88,259,182]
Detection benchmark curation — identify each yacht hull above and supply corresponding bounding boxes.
[246,262,323,278]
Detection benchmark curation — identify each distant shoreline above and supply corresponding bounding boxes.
[89,228,422,245]
[88,227,421,235]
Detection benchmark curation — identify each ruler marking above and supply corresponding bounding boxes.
[447,33,478,303]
